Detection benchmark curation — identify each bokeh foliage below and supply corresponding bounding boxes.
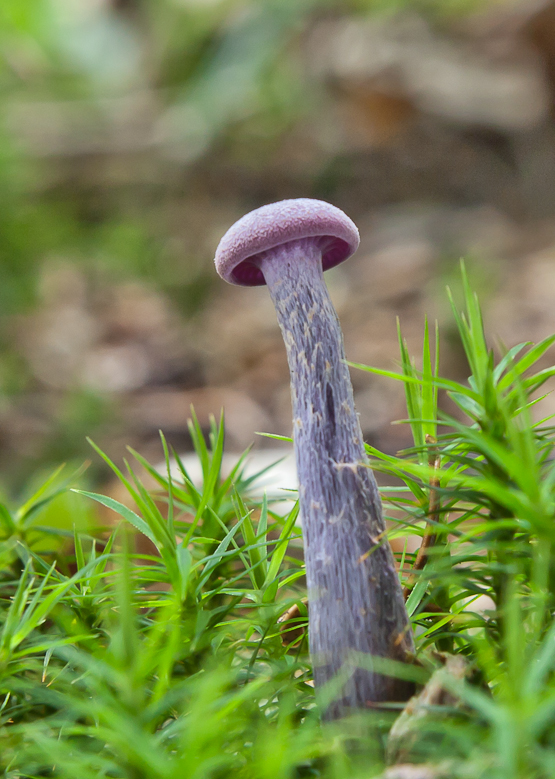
[0,0,510,489]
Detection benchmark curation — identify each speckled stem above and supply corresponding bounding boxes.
[260,239,414,717]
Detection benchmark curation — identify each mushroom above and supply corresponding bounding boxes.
[215,198,414,716]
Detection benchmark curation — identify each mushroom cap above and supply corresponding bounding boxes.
[214,198,360,286]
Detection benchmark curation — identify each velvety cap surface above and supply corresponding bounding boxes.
[214,198,360,286]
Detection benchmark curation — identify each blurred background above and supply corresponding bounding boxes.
[2,0,555,498]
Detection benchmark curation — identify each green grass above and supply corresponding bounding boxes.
[2,265,555,777]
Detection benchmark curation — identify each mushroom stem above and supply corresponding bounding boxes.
[260,238,414,716]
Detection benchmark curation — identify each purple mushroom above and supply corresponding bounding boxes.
[215,199,414,716]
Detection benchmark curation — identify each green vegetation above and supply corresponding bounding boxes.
[0,269,554,777]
